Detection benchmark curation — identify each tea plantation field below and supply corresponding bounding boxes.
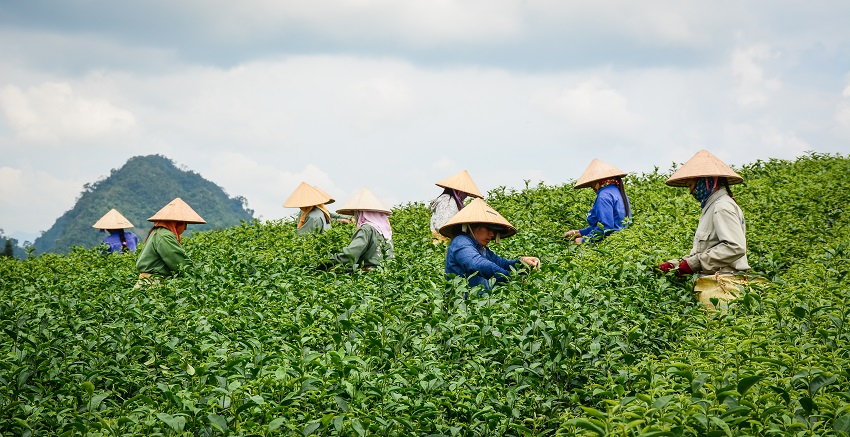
[1,153,849,436]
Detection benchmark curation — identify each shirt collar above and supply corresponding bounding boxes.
[702,189,727,210]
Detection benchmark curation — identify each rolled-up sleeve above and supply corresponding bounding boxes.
[332,227,370,265]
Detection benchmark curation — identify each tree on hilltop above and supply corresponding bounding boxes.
[2,239,13,258]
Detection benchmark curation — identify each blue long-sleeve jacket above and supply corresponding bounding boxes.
[445,234,519,290]
[579,184,630,241]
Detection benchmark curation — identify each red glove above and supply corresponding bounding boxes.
[657,262,675,273]
[676,259,694,277]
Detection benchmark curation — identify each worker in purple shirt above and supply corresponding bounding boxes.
[92,209,139,253]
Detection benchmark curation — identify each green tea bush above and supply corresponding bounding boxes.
[1,152,848,436]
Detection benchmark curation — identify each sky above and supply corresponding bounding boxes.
[1,1,849,244]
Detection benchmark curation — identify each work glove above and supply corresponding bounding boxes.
[675,259,694,277]
[657,261,676,273]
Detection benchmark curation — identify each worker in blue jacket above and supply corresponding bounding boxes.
[441,198,540,293]
[564,158,631,244]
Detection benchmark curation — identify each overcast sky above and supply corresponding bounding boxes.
[2,1,849,243]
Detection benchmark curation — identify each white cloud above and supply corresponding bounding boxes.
[538,78,637,132]
[349,76,414,133]
[193,0,523,46]
[0,82,136,144]
[207,152,345,222]
[2,2,850,240]
[836,105,850,131]
[732,45,782,107]
[722,122,810,158]
[0,166,83,235]
[432,158,458,171]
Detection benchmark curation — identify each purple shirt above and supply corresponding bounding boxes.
[103,231,139,253]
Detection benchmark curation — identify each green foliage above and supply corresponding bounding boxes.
[33,155,254,255]
[1,152,848,436]
[0,230,26,259]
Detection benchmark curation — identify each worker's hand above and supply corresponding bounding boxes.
[520,257,541,269]
[675,259,694,277]
[564,229,580,239]
[657,260,676,274]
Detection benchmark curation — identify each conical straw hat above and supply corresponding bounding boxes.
[147,197,207,224]
[435,170,483,198]
[439,198,517,239]
[574,159,627,189]
[92,209,134,229]
[283,182,334,208]
[335,188,392,215]
[310,185,335,205]
[666,149,743,187]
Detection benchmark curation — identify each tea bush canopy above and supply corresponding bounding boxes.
[1,152,849,435]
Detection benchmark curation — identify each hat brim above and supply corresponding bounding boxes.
[666,174,744,187]
[665,150,744,187]
[439,222,517,239]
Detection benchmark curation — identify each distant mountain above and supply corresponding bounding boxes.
[33,155,255,254]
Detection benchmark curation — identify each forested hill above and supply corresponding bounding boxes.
[33,155,254,254]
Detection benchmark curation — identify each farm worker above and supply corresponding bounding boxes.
[135,198,206,287]
[657,150,758,310]
[283,182,351,235]
[323,188,394,270]
[92,208,139,253]
[441,198,540,294]
[564,159,631,244]
[430,170,483,244]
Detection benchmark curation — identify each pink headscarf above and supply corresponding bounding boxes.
[356,210,392,241]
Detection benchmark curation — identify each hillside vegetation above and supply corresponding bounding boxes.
[1,153,848,436]
[0,231,26,259]
[33,155,254,255]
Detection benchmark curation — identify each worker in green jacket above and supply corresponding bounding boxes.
[283,182,350,235]
[135,197,206,287]
[322,188,394,270]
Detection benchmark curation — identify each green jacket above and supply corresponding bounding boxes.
[331,224,394,268]
[136,228,191,276]
[296,208,332,235]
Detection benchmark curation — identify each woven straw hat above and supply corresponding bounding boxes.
[439,198,517,239]
[283,182,335,208]
[147,198,207,224]
[574,159,627,189]
[311,185,335,205]
[435,170,483,198]
[335,188,392,216]
[92,209,134,229]
[666,150,743,187]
